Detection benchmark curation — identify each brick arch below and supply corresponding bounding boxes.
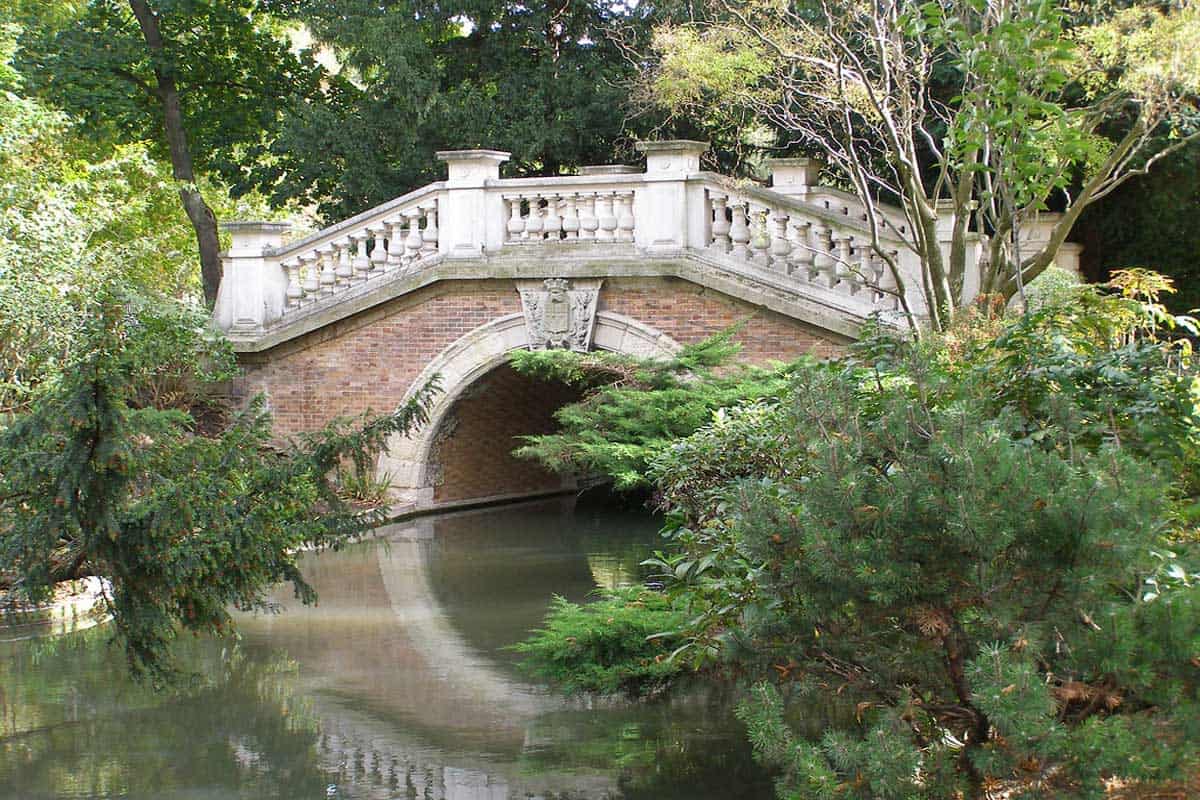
[379,311,681,509]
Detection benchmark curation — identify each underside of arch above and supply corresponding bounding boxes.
[379,311,680,512]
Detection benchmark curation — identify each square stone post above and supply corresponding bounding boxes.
[766,157,823,197]
[634,140,708,253]
[213,221,290,334]
[436,149,511,257]
[1019,212,1081,276]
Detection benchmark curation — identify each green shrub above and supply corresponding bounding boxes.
[513,275,1200,797]
[511,588,690,696]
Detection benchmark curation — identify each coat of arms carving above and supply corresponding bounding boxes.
[516,278,602,352]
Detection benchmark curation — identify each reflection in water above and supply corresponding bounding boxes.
[0,496,773,799]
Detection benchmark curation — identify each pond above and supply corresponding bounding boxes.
[0,496,774,800]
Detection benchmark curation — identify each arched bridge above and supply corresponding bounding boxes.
[212,141,1020,513]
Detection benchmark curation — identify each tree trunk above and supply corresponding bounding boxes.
[128,0,223,308]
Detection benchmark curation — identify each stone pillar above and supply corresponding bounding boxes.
[634,140,709,253]
[436,149,511,257]
[766,157,823,198]
[213,221,290,334]
[1019,212,1081,276]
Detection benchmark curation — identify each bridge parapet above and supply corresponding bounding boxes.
[215,142,946,342]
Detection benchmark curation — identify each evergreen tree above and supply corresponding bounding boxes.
[0,289,437,683]
[516,279,1200,797]
[254,0,672,218]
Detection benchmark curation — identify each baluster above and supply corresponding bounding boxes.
[524,195,545,241]
[877,250,900,308]
[769,210,791,270]
[318,245,336,296]
[709,193,730,253]
[595,193,617,241]
[852,243,874,296]
[788,220,813,278]
[369,226,388,274]
[812,224,835,287]
[284,257,303,308]
[834,234,854,290]
[421,203,438,257]
[729,201,751,260]
[386,218,405,270]
[506,196,525,242]
[750,205,771,267]
[350,231,370,282]
[616,192,636,241]
[334,237,353,285]
[869,250,887,302]
[300,252,320,301]
[404,209,423,263]
[561,193,580,240]
[578,193,598,239]
[543,194,562,242]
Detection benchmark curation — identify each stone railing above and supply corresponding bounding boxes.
[214,142,941,337]
[279,196,440,309]
[693,176,906,310]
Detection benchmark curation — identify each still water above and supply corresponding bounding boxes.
[0,497,773,800]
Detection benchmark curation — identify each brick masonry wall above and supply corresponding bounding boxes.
[235,276,848,504]
[430,363,581,503]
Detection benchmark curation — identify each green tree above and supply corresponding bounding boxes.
[509,329,795,490]
[0,26,290,414]
[643,0,1200,331]
[253,0,665,219]
[516,280,1200,797]
[0,289,437,682]
[14,0,325,304]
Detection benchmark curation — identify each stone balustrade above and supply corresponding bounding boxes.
[699,183,903,310]
[503,187,636,243]
[214,141,944,338]
[280,195,440,310]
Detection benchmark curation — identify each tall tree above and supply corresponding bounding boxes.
[18,0,325,306]
[253,0,667,219]
[644,0,1200,331]
[1075,139,1200,313]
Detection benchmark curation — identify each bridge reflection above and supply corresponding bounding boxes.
[236,498,658,799]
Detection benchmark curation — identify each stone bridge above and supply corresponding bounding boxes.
[213,141,1037,513]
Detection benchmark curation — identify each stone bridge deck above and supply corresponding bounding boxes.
[212,142,945,511]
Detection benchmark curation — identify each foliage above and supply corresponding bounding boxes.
[641,0,1200,328]
[14,1,324,189]
[0,31,291,415]
[510,329,798,489]
[1020,264,1081,312]
[1075,139,1200,314]
[246,0,666,219]
[516,276,1200,797]
[511,588,689,696]
[9,1,325,303]
[0,289,437,683]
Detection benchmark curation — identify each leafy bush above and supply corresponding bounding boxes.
[0,289,437,683]
[511,588,689,696]
[510,327,799,489]
[514,276,1200,797]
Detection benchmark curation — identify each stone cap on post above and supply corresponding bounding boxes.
[221,221,291,256]
[436,149,511,187]
[578,164,641,176]
[766,157,824,195]
[635,140,709,179]
[933,198,958,239]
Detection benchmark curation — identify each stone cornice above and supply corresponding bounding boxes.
[226,247,880,354]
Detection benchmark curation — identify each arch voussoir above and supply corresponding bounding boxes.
[380,312,680,511]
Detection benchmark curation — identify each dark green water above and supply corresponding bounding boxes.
[0,497,773,800]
